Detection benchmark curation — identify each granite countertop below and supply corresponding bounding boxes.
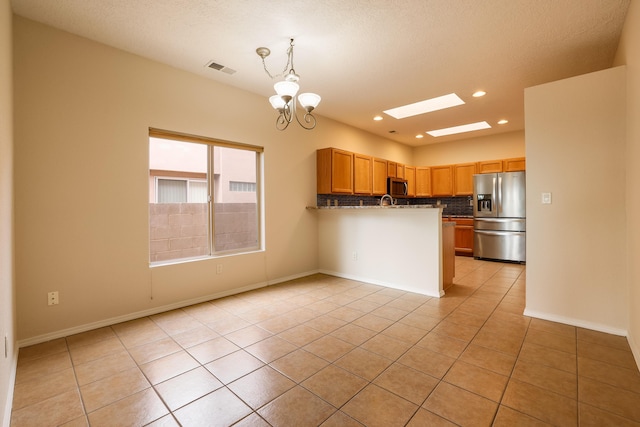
[307,205,438,209]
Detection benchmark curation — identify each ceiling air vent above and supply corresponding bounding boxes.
[205,60,236,75]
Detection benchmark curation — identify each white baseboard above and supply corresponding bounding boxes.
[17,269,319,349]
[627,331,640,372]
[318,269,443,298]
[524,308,640,372]
[3,347,18,427]
[523,307,628,337]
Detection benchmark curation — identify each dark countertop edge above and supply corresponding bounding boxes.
[306,205,440,210]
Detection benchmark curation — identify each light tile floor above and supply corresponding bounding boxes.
[10,257,640,426]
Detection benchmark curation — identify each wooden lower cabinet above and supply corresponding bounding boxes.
[444,217,474,256]
[442,223,455,290]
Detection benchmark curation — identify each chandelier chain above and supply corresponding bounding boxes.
[261,39,295,80]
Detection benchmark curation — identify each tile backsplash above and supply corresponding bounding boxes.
[316,194,474,216]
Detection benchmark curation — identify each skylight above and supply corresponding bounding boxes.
[426,121,491,137]
[383,93,465,119]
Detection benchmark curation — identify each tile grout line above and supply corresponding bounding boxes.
[11,261,509,426]
[435,263,529,426]
[63,335,91,425]
[16,259,640,426]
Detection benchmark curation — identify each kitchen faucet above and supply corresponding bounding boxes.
[380,194,394,206]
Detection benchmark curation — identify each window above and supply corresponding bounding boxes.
[149,129,262,263]
[156,178,208,203]
[229,181,256,192]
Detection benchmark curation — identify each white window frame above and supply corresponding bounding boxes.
[149,128,264,265]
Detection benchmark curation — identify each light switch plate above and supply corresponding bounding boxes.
[541,192,552,204]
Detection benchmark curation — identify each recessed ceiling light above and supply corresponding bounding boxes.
[383,93,465,119]
[427,121,491,137]
[472,90,486,97]
[373,115,383,121]
[415,134,424,139]
[497,119,509,125]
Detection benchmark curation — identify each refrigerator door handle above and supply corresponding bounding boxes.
[493,176,498,215]
[497,175,502,216]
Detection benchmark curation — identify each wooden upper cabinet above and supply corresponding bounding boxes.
[477,159,503,174]
[317,148,353,194]
[353,153,373,195]
[405,166,416,197]
[416,167,431,197]
[453,163,476,196]
[387,161,397,178]
[317,147,524,197]
[503,157,526,172]
[431,165,454,196]
[372,157,388,195]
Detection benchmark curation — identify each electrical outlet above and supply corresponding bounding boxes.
[216,264,223,275]
[352,251,358,261]
[48,291,59,306]
[542,192,552,204]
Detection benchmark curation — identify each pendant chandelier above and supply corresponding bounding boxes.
[256,39,321,130]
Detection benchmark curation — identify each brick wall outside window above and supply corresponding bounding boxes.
[149,203,257,262]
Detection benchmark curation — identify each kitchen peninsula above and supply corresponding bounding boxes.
[310,205,454,297]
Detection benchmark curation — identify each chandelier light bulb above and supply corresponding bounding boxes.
[274,81,299,98]
[298,93,321,112]
[269,95,286,110]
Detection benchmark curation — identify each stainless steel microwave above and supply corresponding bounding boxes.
[387,177,408,198]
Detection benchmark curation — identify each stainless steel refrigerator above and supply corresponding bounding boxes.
[473,171,526,263]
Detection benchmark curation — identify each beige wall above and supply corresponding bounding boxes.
[12,16,410,343]
[8,0,639,370]
[413,130,525,166]
[524,66,627,333]
[614,1,640,363]
[0,0,15,423]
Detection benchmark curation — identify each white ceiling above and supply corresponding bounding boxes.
[10,0,631,146]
